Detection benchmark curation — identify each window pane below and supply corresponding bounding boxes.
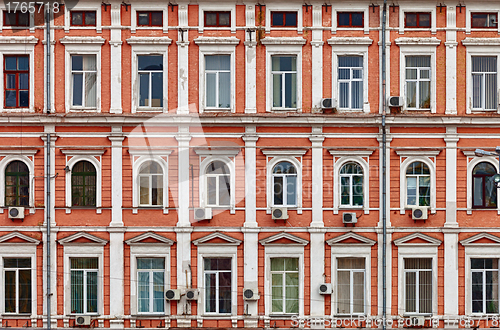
[273,176,283,206]
[419,81,430,108]
[219,12,230,26]
[219,72,230,108]
[219,271,232,313]
[286,176,296,206]
[272,12,284,26]
[87,271,97,313]
[353,272,365,313]
[284,73,296,108]
[273,73,282,107]
[138,12,149,25]
[473,73,483,108]
[205,273,216,312]
[207,176,217,205]
[284,12,297,27]
[407,177,417,205]
[472,271,484,313]
[151,72,163,107]
[406,81,416,108]
[272,273,283,312]
[339,82,349,108]
[138,271,149,313]
[219,175,230,206]
[71,270,84,313]
[485,73,497,110]
[153,271,164,313]
[419,13,430,27]
[419,270,432,313]
[85,12,96,26]
[337,270,350,314]
[72,73,83,106]
[406,13,417,27]
[139,73,150,107]
[85,72,97,108]
[5,270,16,313]
[139,55,163,71]
[205,12,217,26]
[206,73,216,107]
[72,12,83,25]
[338,13,350,26]
[405,272,417,313]
[151,12,163,26]
[486,270,499,313]
[351,13,363,26]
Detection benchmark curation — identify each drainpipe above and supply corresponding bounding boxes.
[381,1,387,330]
[45,6,51,330]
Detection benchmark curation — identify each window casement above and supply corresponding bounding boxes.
[138,161,164,207]
[272,161,297,207]
[59,232,107,316]
[5,160,29,207]
[404,12,431,28]
[4,55,29,109]
[137,11,163,27]
[471,258,499,314]
[472,162,497,209]
[405,161,431,207]
[71,11,96,27]
[337,258,365,315]
[125,232,173,316]
[472,56,497,111]
[195,37,238,113]
[194,232,241,317]
[271,257,299,314]
[71,161,97,207]
[4,258,31,314]
[204,11,230,27]
[271,56,297,110]
[405,56,431,110]
[271,12,297,27]
[337,12,363,28]
[338,56,363,110]
[205,161,230,207]
[137,258,165,314]
[138,55,163,109]
[3,11,29,27]
[71,55,97,109]
[404,258,432,314]
[339,162,363,207]
[398,7,437,34]
[472,13,498,28]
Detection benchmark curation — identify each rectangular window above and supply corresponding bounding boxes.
[337,12,363,28]
[272,56,297,109]
[137,258,164,314]
[204,258,231,314]
[4,258,31,314]
[3,11,29,27]
[138,55,163,108]
[4,56,29,108]
[472,258,499,314]
[137,11,163,27]
[472,13,498,28]
[338,56,363,110]
[205,55,230,109]
[271,258,299,314]
[204,11,230,27]
[405,56,431,109]
[71,55,97,108]
[404,258,432,314]
[271,12,297,27]
[405,12,431,28]
[71,11,96,26]
[472,56,497,110]
[70,258,98,314]
[337,258,365,315]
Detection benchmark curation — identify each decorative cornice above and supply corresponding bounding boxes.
[125,232,175,246]
[327,37,373,45]
[395,37,441,46]
[194,148,240,157]
[126,37,172,45]
[329,150,374,157]
[192,232,242,246]
[60,149,106,156]
[261,149,308,157]
[60,36,106,45]
[260,37,307,46]
[462,38,500,47]
[127,148,173,156]
[0,36,38,44]
[194,37,240,45]
[326,232,376,246]
[259,232,309,246]
[0,149,38,156]
[58,232,108,245]
[0,232,40,245]
[393,233,442,247]
[394,149,442,157]
[460,233,500,246]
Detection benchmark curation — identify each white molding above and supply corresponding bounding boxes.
[465,5,500,35]
[393,232,443,247]
[59,37,106,45]
[329,150,374,157]
[194,37,240,45]
[0,232,40,244]
[398,6,437,34]
[64,155,102,209]
[266,156,303,211]
[198,156,235,209]
[60,149,106,156]
[125,232,175,246]
[327,37,373,46]
[326,232,376,246]
[198,3,236,33]
[0,155,35,208]
[194,148,240,157]
[394,149,442,157]
[261,149,307,157]
[64,1,102,33]
[264,4,303,34]
[58,232,108,245]
[399,156,437,214]
[126,37,172,45]
[192,232,242,246]
[331,4,369,35]
[461,233,500,246]
[128,148,172,156]
[259,232,309,246]
[131,155,169,208]
[465,156,500,214]
[0,36,38,44]
[130,3,168,34]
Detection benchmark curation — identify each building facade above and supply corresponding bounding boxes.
[0,0,500,328]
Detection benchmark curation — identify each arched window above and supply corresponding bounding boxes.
[272,161,297,207]
[138,161,163,206]
[206,161,230,207]
[71,161,96,207]
[473,162,497,208]
[340,162,363,207]
[5,161,29,207]
[406,161,430,207]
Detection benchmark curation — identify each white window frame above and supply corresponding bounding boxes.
[327,233,374,317]
[194,37,239,113]
[461,233,500,316]
[261,38,305,112]
[61,37,104,113]
[466,5,500,34]
[136,158,168,208]
[262,149,307,213]
[59,233,107,316]
[131,3,168,33]
[0,153,36,208]
[0,37,37,112]
[397,151,438,214]
[198,4,236,33]
[396,38,439,113]
[471,56,498,111]
[0,8,35,33]
[330,150,372,214]
[402,258,433,315]
[260,233,308,317]
[199,157,235,208]
[127,37,172,113]
[463,150,500,214]
[0,232,39,316]
[399,6,436,34]
[328,38,372,113]
[462,38,500,114]
[61,150,104,213]
[194,233,241,317]
[331,5,369,34]
[265,4,302,33]
[64,1,102,33]
[394,233,440,317]
[125,232,173,316]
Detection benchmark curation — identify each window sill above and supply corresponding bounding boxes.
[269,314,299,318]
[68,313,100,316]
[69,108,98,112]
[131,313,167,317]
[202,314,232,318]
[2,108,34,112]
[470,108,498,112]
[2,313,32,317]
[339,206,363,209]
[203,108,231,112]
[271,108,299,111]
[136,108,165,112]
[132,207,169,214]
[65,207,103,215]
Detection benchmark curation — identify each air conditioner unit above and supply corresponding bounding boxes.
[185,289,198,300]
[342,212,357,224]
[271,207,288,220]
[75,315,91,326]
[388,96,404,107]
[8,207,24,220]
[409,316,425,327]
[243,288,260,300]
[412,207,428,221]
[194,208,212,221]
[321,98,337,110]
[165,289,181,300]
[318,283,332,294]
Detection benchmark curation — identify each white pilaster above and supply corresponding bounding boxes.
[309,229,326,324]
[445,126,458,227]
[177,4,190,114]
[243,227,259,326]
[110,2,122,113]
[445,6,457,114]
[443,230,459,324]
[108,129,125,226]
[175,129,192,227]
[309,129,325,227]
[311,5,323,111]
[108,229,125,327]
[175,228,193,325]
[245,4,257,113]
[243,127,258,227]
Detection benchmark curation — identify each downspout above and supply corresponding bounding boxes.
[381,1,387,330]
[45,6,51,330]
